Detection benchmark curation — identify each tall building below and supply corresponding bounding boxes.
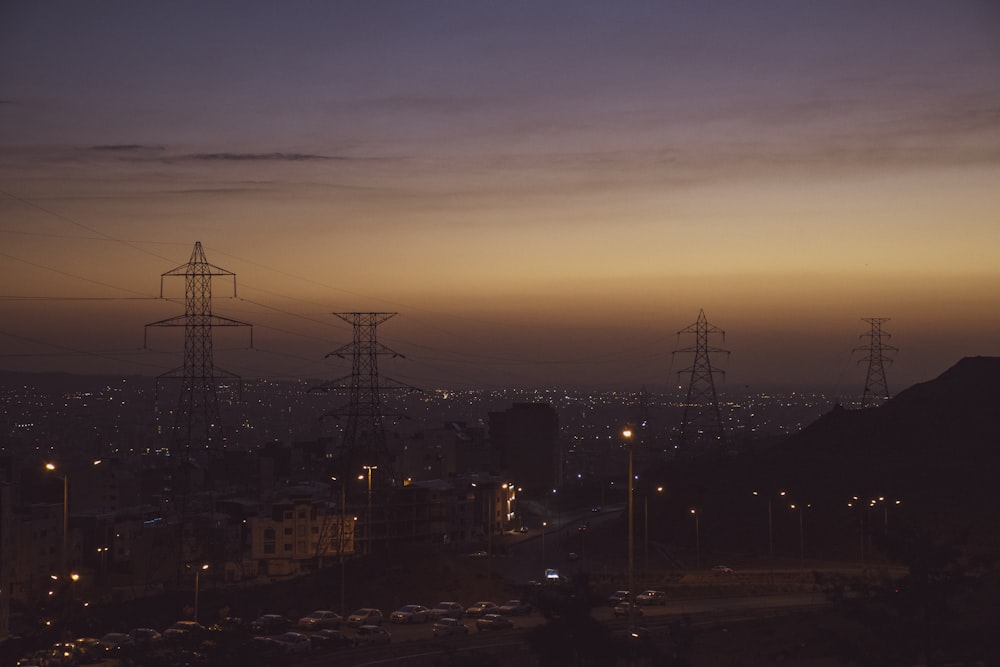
[489,403,559,495]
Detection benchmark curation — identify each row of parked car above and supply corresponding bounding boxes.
[14,596,536,665]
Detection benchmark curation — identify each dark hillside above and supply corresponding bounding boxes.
[647,357,1000,563]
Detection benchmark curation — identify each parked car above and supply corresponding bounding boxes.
[607,590,631,606]
[163,621,205,640]
[308,628,354,650]
[391,604,431,624]
[498,599,532,616]
[16,650,50,667]
[73,637,103,662]
[127,627,164,648]
[428,601,465,620]
[635,590,667,606]
[250,614,292,635]
[712,564,734,574]
[354,624,391,646]
[613,602,644,619]
[432,617,469,637]
[346,608,384,627]
[468,550,488,559]
[297,610,341,630]
[273,631,312,654]
[42,644,81,667]
[476,613,513,632]
[464,601,498,617]
[98,632,135,653]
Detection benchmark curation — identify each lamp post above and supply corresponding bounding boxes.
[331,476,347,616]
[644,486,663,572]
[752,490,785,558]
[542,521,547,564]
[789,503,810,563]
[361,465,377,554]
[622,428,634,597]
[44,463,68,575]
[690,508,700,569]
[187,563,208,623]
[848,496,866,562]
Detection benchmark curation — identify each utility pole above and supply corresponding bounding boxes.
[673,309,729,450]
[856,317,897,408]
[145,241,251,461]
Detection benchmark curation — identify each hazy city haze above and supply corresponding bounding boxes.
[1,1,998,390]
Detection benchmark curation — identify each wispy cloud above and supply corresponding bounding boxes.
[91,144,164,152]
[182,152,344,162]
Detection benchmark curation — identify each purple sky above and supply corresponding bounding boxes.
[1,1,998,391]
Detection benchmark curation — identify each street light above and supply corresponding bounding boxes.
[847,496,866,562]
[331,476,347,616]
[644,486,663,572]
[362,465,377,554]
[789,503,811,563]
[44,463,68,575]
[541,521,547,564]
[187,563,209,623]
[690,508,700,569]
[752,489,786,558]
[622,427,634,597]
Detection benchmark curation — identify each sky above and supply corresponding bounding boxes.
[1,1,998,393]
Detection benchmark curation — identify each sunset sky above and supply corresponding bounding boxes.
[1,1,998,392]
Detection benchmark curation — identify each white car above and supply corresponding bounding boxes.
[635,590,667,606]
[432,617,469,637]
[297,610,341,630]
[346,608,383,627]
[273,631,312,654]
[428,602,465,620]
[391,604,430,624]
[355,624,391,646]
[464,601,498,617]
[607,590,631,606]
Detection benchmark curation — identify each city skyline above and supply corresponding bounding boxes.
[1,1,999,391]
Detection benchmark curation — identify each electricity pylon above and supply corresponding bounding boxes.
[317,312,415,486]
[856,317,897,408]
[145,242,252,460]
[673,309,729,450]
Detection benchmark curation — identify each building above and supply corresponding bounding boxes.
[489,403,559,495]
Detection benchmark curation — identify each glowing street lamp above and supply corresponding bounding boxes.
[644,486,664,572]
[622,427,634,597]
[187,563,209,623]
[789,502,811,563]
[44,463,68,575]
[690,508,701,569]
[362,465,377,554]
[752,489,786,558]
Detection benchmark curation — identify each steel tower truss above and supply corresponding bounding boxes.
[673,309,729,449]
[856,317,897,408]
[319,312,414,485]
[145,242,252,459]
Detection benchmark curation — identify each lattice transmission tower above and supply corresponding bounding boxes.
[673,309,729,450]
[319,312,414,486]
[145,242,252,460]
[856,317,897,408]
